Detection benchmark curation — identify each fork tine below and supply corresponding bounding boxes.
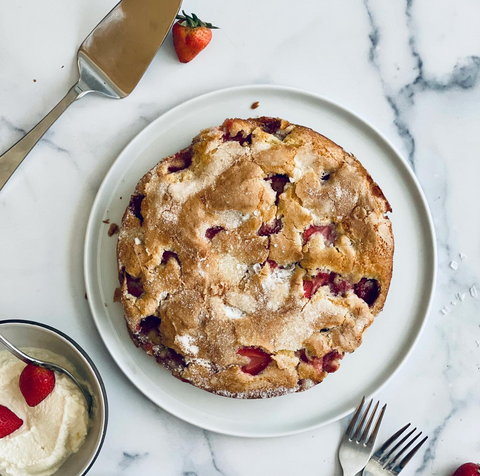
[381,427,417,464]
[345,396,365,439]
[353,399,373,441]
[358,400,379,443]
[393,435,428,474]
[385,431,422,471]
[374,423,411,460]
[366,403,386,447]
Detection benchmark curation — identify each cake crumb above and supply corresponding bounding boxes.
[459,253,467,261]
[470,285,478,299]
[251,101,260,110]
[450,261,458,270]
[113,288,122,302]
[84,293,87,300]
[441,307,449,315]
[456,292,466,301]
[102,219,110,224]
[450,301,456,306]
[108,223,119,237]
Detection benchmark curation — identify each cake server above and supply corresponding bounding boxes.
[0,0,182,191]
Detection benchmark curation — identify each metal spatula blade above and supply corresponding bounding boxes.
[0,0,182,191]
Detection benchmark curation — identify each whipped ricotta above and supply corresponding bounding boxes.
[0,348,89,476]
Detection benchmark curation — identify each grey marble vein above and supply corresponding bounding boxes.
[119,451,149,470]
[0,116,26,136]
[0,114,72,158]
[364,0,480,171]
[413,326,466,475]
[364,0,417,168]
[203,431,228,476]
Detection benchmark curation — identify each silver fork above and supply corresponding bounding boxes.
[363,423,428,475]
[339,397,387,476]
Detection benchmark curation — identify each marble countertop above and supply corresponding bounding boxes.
[1,0,479,474]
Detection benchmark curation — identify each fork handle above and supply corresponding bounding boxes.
[362,459,384,476]
[0,84,81,191]
[0,334,33,365]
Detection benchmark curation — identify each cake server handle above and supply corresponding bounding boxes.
[0,84,81,192]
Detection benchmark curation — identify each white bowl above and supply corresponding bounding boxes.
[0,319,108,475]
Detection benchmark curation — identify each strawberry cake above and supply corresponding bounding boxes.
[116,117,394,398]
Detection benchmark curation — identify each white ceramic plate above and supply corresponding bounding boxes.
[84,85,436,437]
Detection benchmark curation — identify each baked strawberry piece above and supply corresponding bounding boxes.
[238,348,272,375]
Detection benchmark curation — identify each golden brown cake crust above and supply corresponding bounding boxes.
[116,117,394,398]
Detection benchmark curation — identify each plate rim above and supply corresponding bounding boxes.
[84,84,437,437]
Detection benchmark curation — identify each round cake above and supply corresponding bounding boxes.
[116,117,394,398]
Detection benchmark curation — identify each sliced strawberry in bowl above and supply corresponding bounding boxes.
[237,347,272,375]
[0,405,23,438]
[19,364,56,407]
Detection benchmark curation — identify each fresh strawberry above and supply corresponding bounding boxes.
[0,405,23,438]
[19,364,56,407]
[452,463,480,476]
[172,11,218,63]
[237,347,272,375]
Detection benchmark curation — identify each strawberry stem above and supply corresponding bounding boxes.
[175,10,219,29]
